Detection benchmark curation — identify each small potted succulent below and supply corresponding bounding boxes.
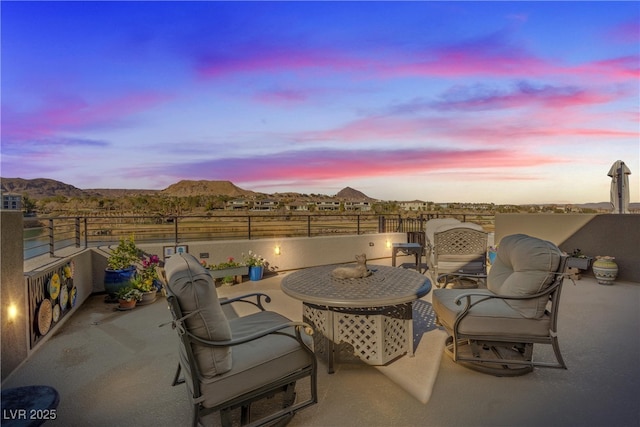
[115,286,143,310]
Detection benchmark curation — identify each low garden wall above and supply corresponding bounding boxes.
[495,213,640,282]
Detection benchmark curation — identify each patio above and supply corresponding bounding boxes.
[2,257,639,427]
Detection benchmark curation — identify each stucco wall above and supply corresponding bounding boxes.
[1,211,27,381]
[496,214,640,282]
[92,232,407,292]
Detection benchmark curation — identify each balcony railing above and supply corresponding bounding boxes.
[24,212,493,260]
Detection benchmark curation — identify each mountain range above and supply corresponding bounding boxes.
[0,177,371,200]
[1,177,636,210]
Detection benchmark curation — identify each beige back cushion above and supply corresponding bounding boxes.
[165,252,232,378]
[488,234,561,318]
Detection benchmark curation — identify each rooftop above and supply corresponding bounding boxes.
[3,258,639,427]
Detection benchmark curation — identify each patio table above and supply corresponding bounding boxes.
[391,242,423,271]
[281,264,431,373]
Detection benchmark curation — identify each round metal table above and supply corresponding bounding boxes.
[281,265,431,373]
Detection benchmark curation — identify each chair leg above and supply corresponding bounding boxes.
[240,404,251,425]
[282,382,297,408]
[551,336,567,369]
[192,404,201,427]
[220,408,233,427]
[172,363,184,386]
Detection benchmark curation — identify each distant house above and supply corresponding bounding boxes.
[226,199,249,210]
[344,200,372,211]
[399,200,428,211]
[251,199,279,211]
[285,201,310,212]
[1,192,22,211]
[316,200,341,211]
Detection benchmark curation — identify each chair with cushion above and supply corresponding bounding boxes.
[432,234,568,376]
[163,253,317,426]
[431,224,488,288]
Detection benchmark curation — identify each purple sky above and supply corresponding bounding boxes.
[1,1,638,203]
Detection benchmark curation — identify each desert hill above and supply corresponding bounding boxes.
[1,177,264,200]
[0,177,86,199]
[161,180,258,198]
[335,186,372,200]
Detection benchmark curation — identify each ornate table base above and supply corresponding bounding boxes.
[303,302,414,373]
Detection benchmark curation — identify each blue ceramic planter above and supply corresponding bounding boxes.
[249,266,264,281]
[104,266,136,296]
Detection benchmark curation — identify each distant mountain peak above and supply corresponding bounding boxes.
[335,186,371,200]
[161,180,256,197]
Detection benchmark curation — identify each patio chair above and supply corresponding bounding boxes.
[431,224,488,288]
[432,234,568,376]
[163,253,317,427]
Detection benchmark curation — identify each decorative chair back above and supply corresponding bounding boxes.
[432,227,488,284]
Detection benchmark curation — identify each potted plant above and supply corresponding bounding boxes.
[204,257,248,283]
[115,286,142,310]
[566,249,593,270]
[131,255,161,304]
[243,251,268,281]
[104,236,141,297]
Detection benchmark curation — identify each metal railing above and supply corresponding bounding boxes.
[24,212,494,260]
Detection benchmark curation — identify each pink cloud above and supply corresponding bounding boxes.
[144,146,561,186]
[195,44,370,79]
[430,82,616,111]
[190,31,638,88]
[289,106,638,148]
[254,88,311,104]
[2,91,172,140]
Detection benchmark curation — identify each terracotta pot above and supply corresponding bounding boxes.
[118,299,137,310]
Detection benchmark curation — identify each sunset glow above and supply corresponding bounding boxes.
[1,1,638,203]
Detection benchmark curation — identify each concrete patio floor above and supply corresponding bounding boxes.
[2,259,639,427]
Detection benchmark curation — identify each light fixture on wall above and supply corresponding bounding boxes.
[275,245,281,255]
[386,240,391,249]
[7,303,18,322]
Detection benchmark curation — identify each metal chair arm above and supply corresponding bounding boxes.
[185,321,314,348]
[220,292,271,311]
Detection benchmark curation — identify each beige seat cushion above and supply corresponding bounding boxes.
[195,310,313,408]
[165,253,232,377]
[488,234,561,317]
[432,288,552,338]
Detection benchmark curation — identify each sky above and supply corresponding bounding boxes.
[1,1,639,204]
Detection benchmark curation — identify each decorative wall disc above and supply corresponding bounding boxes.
[37,299,53,336]
[59,286,69,311]
[48,274,61,300]
[52,305,60,323]
[70,286,77,308]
